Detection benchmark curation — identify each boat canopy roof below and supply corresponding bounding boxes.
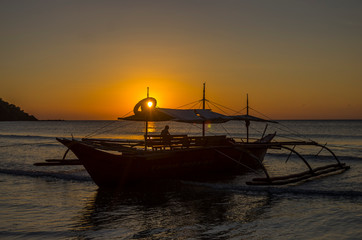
[118,96,276,123]
[158,108,229,123]
[231,114,278,123]
[119,107,276,123]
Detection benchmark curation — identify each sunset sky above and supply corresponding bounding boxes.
[1,0,361,120]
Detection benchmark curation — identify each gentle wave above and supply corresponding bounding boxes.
[267,152,362,162]
[0,168,92,182]
[0,133,87,142]
[185,181,362,198]
[0,134,136,143]
[0,142,60,148]
[0,133,57,141]
[0,230,71,239]
[276,133,362,140]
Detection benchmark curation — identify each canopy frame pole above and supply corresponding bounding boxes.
[261,124,268,138]
[145,87,149,151]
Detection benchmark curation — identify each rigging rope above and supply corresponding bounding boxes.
[207,100,241,114]
[207,101,230,115]
[245,106,314,142]
[188,101,201,109]
[83,110,134,138]
[176,100,203,109]
[206,101,212,110]
[87,121,136,138]
[220,124,233,138]
[214,149,260,174]
[83,121,119,139]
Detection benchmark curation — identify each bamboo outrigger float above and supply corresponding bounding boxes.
[34,84,350,187]
[246,141,350,185]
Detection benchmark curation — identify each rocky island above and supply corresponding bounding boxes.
[0,98,37,121]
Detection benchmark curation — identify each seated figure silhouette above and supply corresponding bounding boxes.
[161,125,171,146]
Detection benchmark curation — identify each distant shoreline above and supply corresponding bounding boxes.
[40,119,65,121]
[0,98,37,121]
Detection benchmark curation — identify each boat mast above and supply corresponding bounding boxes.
[246,93,249,115]
[145,87,149,150]
[246,94,250,143]
[202,83,206,137]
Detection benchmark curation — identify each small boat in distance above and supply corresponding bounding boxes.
[35,84,350,188]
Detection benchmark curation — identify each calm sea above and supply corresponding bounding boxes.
[1,120,362,239]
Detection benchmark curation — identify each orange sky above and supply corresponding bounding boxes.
[1,1,361,120]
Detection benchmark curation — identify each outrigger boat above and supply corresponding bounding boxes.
[35,84,350,187]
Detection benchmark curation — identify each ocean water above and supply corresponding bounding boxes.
[1,120,362,239]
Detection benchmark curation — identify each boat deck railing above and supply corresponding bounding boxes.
[144,135,231,151]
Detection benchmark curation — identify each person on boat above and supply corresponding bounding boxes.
[161,125,171,145]
[161,125,170,136]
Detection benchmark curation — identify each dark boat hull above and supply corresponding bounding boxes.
[58,138,268,188]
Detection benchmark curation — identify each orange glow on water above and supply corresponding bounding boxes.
[147,121,156,133]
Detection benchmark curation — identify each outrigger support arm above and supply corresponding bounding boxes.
[285,145,296,163]
[62,148,70,160]
[279,145,314,173]
[314,143,343,166]
[315,142,328,157]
